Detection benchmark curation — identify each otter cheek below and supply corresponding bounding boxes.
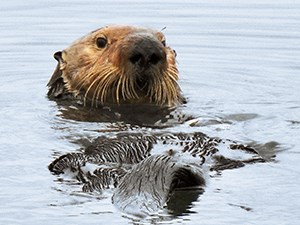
[166,49,176,66]
[106,46,122,68]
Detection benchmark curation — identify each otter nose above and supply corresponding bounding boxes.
[129,39,166,68]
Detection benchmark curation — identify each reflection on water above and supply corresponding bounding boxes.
[55,100,189,127]
[48,98,280,220]
[1,0,300,224]
[167,189,204,216]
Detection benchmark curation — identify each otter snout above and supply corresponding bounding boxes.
[128,38,166,69]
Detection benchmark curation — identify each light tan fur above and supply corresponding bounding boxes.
[48,25,184,107]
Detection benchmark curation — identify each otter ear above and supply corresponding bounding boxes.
[47,51,67,98]
[53,51,66,69]
[54,51,63,63]
[54,51,62,60]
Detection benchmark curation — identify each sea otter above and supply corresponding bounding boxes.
[47,25,184,107]
[48,25,270,218]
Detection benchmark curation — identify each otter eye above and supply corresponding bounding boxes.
[161,40,166,47]
[96,37,107,48]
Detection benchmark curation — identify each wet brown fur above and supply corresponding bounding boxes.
[47,25,184,107]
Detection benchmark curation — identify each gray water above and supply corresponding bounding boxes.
[1,0,300,224]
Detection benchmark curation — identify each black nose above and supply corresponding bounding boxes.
[129,38,166,68]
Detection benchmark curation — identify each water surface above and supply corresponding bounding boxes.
[0,0,300,224]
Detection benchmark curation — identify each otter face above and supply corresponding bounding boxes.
[47,25,184,107]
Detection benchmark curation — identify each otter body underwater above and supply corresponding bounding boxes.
[47,25,268,217]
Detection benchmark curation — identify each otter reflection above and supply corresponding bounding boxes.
[49,132,270,217]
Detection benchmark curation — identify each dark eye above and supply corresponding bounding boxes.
[96,37,107,48]
[161,39,166,47]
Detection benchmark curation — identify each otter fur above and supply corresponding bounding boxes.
[47,25,184,107]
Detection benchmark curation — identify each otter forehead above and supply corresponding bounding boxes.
[71,25,165,47]
[93,25,163,38]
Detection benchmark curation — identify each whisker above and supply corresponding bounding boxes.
[84,74,102,107]
[62,51,180,106]
[116,73,124,103]
[91,71,111,106]
[90,67,119,106]
[73,66,98,93]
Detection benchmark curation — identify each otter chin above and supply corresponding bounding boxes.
[47,25,185,107]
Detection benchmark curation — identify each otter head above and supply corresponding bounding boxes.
[47,25,184,107]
